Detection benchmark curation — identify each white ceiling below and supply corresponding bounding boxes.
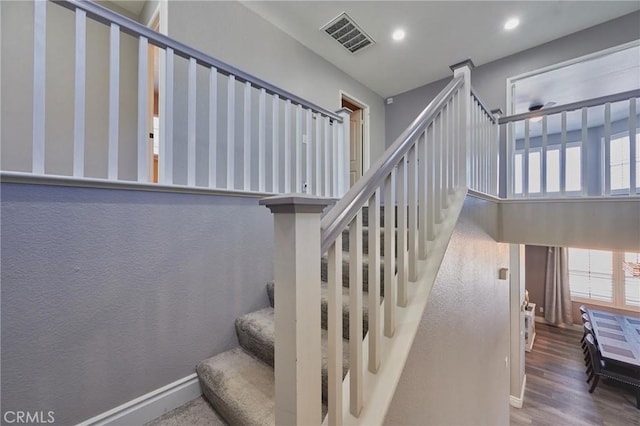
[242,1,640,98]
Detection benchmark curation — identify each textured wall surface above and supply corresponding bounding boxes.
[1,183,274,425]
[385,195,510,426]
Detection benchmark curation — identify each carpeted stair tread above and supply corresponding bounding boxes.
[235,308,274,368]
[234,307,350,403]
[145,396,227,426]
[196,347,274,426]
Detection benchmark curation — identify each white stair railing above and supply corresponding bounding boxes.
[18,0,349,196]
[469,89,500,196]
[262,62,474,425]
[502,90,640,198]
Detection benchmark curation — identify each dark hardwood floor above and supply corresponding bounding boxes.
[510,322,639,426]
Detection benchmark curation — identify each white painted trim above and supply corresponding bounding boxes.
[340,91,371,174]
[509,374,526,408]
[77,374,201,426]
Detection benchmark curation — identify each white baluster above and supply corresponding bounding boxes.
[408,144,418,281]
[523,119,530,197]
[296,104,302,192]
[227,75,235,190]
[73,9,86,178]
[418,131,427,259]
[368,190,381,373]
[333,121,339,197]
[208,67,218,188]
[327,235,343,426]
[349,212,363,417]
[243,81,252,191]
[187,58,196,187]
[284,100,291,193]
[137,36,148,182]
[434,114,442,223]
[324,118,331,197]
[108,24,120,181]
[306,109,312,194]
[272,95,280,193]
[630,99,637,196]
[397,156,408,307]
[315,114,322,195]
[258,88,266,192]
[507,121,514,198]
[384,171,396,337]
[603,103,612,196]
[581,107,588,196]
[162,48,174,185]
[541,116,547,196]
[441,104,449,208]
[560,111,567,196]
[33,0,46,175]
[426,123,436,241]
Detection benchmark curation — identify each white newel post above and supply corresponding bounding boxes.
[259,195,331,426]
[450,60,473,188]
[336,109,351,197]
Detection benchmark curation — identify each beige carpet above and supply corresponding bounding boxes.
[145,397,227,426]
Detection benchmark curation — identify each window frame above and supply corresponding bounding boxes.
[603,130,640,196]
[569,248,640,311]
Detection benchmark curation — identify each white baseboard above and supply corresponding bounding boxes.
[509,374,526,408]
[77,374,202,426]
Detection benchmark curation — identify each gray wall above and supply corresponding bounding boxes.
[1,1,140,180]
[0,183,274,425]
[385,195,510,426]
[166,0,386,171]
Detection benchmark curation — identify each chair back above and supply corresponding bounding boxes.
[582,313,590,324]
[579,305,588,315]
[585,334,603,374]
[584,321,597,343]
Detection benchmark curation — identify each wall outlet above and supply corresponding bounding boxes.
[303,182,308,193]
[539,307,544,313]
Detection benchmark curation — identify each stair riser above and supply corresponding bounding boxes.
[320,257,385,294]
[266,281,370,340]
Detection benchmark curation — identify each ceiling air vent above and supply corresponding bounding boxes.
[321,12,375,54]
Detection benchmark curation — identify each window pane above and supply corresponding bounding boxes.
[515,153,523,194]
[529,151,541,193]
[547,149,559,192]
[623,252,640,307]
[566,146,581,192]
[610,136,630,191]
[569,248,613,302]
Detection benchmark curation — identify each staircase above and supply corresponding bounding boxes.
[150,212,392,425]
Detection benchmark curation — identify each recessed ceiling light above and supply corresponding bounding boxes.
[392,29,405,41]
[504,17,520,31]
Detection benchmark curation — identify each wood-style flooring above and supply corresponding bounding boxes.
[510,322,639,426]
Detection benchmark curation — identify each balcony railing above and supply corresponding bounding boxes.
[15,0,349,197]
[501,89,640,198]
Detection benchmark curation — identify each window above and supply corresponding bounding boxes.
[514,145,581,195]
[569,248,640,310]
[608,132,640,193]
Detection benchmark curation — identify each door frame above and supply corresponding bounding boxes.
[339,91,371,178]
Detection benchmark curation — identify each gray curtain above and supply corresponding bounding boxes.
[544,247,573,325]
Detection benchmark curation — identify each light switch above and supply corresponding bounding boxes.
[499,268,509,280]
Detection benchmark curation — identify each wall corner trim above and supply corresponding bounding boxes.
[77,374,201,426]
[509,374,527,409]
